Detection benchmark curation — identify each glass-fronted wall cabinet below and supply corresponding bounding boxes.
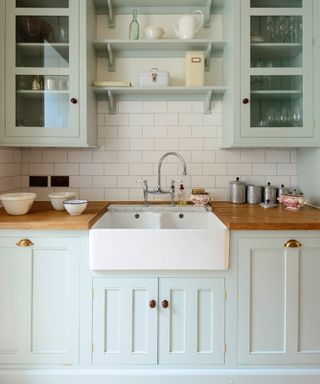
[2,0,97,147]
[222,0,319,147]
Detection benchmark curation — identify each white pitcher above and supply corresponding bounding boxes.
[171,10,204,40]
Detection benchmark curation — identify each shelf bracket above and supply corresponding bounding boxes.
[107,43,116,71]
[107,90,116,114]
[204,90,213,114]
[204,0,213,28]
[204,43,212,71]
[107,0,115,28]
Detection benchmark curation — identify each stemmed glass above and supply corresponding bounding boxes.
[292,106,303,127]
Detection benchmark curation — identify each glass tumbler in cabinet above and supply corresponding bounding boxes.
[240,0,313,141]
[5,0,79,141]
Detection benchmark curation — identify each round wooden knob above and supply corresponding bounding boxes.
[70,98,78,104]
[149,299,156,309]
[162,300,169,309]
[242,98,249,104]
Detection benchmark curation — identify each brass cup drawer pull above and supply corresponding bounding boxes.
[16,239,34,247]
[284,239,302,248]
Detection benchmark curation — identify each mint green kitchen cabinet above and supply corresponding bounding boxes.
[92,277,225,365]
[0,234,80,365]
[237,234,320,365]
[1,0,97,147]
[223,0,320,147]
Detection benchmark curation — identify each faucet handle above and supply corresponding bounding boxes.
[136,179,148,186]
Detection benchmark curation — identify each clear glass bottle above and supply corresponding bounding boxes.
[178,183,187,205]
[129,9,139,40]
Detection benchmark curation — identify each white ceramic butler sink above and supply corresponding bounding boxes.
[89,205,229,271]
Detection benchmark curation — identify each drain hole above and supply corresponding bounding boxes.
[134,213,140,219]
[179,214,184,219]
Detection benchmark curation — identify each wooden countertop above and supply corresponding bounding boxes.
[0,201,110,230]
[211,202,320,230]
[0,201,319,231]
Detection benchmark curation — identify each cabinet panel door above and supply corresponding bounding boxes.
[0,240,29,364]
[238,236,320,365]
[0,236,79,365]
[159,278,225,365]
[92,278,158,365]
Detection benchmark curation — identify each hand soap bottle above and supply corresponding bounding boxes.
[178,183,187,205]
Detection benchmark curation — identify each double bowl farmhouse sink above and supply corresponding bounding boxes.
[89,205,229,270]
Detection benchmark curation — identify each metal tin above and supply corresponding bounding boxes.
[278,184,290,200]
[264,182,277,204]
[246,185,262,204]
[229,177,246,204]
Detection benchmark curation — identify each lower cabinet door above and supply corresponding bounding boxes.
[0,236,80,365]
[238,236,320,365]
[158,278,225,365]
[92,277,158,365]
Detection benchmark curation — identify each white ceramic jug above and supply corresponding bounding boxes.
[171,10,204,40]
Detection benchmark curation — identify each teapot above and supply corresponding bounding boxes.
[171,10,204,40]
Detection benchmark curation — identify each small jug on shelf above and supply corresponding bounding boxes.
[129,9,139,40]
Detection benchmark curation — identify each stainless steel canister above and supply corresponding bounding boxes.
[278,184,290,200]
[264,182,277,204]
[246,185,263,204]
[229,177,246,204]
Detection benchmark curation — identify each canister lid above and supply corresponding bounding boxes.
[229,177,245,186]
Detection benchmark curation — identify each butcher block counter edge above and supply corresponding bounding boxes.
[0,201,319,230]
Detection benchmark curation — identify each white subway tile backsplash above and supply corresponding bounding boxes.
[92,176,117,188]
[266,150,291,163]
[70,176,92,188]
[216,150,241,163]
[179,114,203,126]
[29,163,54,176]
[129,163,154,175]
[227,163,252,176]
[143,125,167,138]
[117,151,142,162]
[98,125,118,138]
[43,150,68,163]
[80,163,104,176]
[203,138,222,150]
[106,138,130,151]
[68,151,92,163]
[105,163,129,175]
[241,150,265,163]
[5,163,21,177]
[118,125,142,138]
[154,138,179,150]
[80,188,105,201]
[154,113,178,126]
[129,114,154,126]
[105,188,129,201]
[203,163,227,175]
[118,101,143,113]
[277,162,298,176]
[191,176,215,188]
[192,151,216,163]
[54,163,79,176]
[265,176,291,187]
[105,113,129,126]
[22,150,43,163]
[130,138,154,150]
[179,138,203,150]
[252,163,277,176]
[192,126,217,138]
[167,125,191,138]
[153,163,178,176]
[203,112,222,126]
[143,101,167,113]
[168,101,192,113]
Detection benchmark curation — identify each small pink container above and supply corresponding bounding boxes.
[189,193,211,207]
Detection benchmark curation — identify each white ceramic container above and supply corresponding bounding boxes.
[63,199,88,215]
[144,26,165,39]
[0,192,36,215]
[48,192,76,211]
[189,193,211,207]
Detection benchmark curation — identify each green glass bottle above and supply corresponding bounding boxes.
[129,9,139,40]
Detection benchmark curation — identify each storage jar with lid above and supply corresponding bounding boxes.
[229,177,246,204]
[246,185,262,204]
[264,182,277,204]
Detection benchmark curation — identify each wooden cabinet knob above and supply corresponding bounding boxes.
[162,300,169,309]
[16,239,34,247]
[242,98,249,104]
[149,299,157,309]
[284,239,302,248]
[70,98,78,104]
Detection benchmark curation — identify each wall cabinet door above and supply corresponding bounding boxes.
[0,236,80,365]
[92,277,225,366]
[92,277,158,365]
[238,236,320,365]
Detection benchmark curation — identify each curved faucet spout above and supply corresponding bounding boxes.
[156,151,187,192]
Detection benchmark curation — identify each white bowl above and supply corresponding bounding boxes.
[0,192,36,215]
[144,26,165,39]
[63,199,88,216]
[48,192,77,211]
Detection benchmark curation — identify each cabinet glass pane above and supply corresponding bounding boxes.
[250,75,303,128]
[16,16,69,67]
[16,0,68,7]
[16,75,70,128]
[251,16,302,68]
[251,0,302,8]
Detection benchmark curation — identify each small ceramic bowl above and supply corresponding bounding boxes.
[48,192,76,211]
[63,199,88,215]
[0,192,36,215]
[278,194,308,211]
[189,193,211,207]
[144,26,165,39]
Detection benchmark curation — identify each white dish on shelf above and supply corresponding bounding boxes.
[63,199,88,215]
[251,34,264,43]
[144,26,165,39]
